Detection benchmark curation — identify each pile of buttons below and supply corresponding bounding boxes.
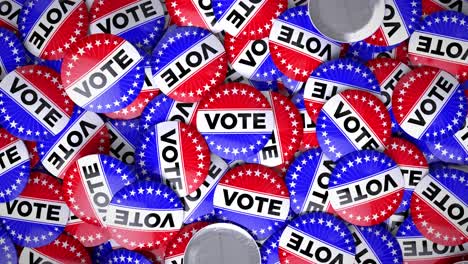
[0,0,466,263]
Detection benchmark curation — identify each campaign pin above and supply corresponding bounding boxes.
[422,0,468,16]
[166,0,220,31]
[107,118,140,166]
[0,0,24,32]
[18,0,89,60]
[62,154,138,227]
[426,116,468,164]
[349,224,403,264]
[89,0,167,50]
[105,54,160,120]
[285,148,335,215]
[278,212,355,264]
[105,181,184,250]
[137,121,210,196]
[268,6,342,82]
[396,215,468,264]
[361,0,421,47]
[260,226,284,264]
[304,58,381,123]
[385,137,429,213]
[195,82,275,160]
[19,233,91,264]
[392,66,467,141]
[246,91,303,172]
[411,167,468,246]
[180,154,229,224]
[103,249,152,264]
[0,27,26,81]
[0,129,30,203]
[409,11,468,82]
[164,221,210,263]
[38,107,110,179]
[65,212,110,247]
[226,35,280,82]
[316,89,391,161]
[213,164,290,240]
[61,33,145,113]
[329,150,405,226]
[292,90,319,151]
[367,58,411,133]
[152,26,227,103]
[139,93,199,132]
[0,172,69,247]
[212,0,287,40]
[0,65,74,141]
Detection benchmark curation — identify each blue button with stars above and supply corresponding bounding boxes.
[260,226,284,264]
[285,148,335,215]
[103,248,151,264]
[0,225,17,264]
[0,27,26,81]
[349,224,403,264]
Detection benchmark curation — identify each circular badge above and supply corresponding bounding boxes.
[316,89,391,161]
[61,34,144,113]
[349,224,403,264]
[105,181,184,250]
[329,150,405,226]
[0,0,24,32]
[103,249,152,264]
[367,58,411,133]
[180,154,229,224]
[184,222,261,264]
[0,225,17,264]
[304,58,381,123]
[139,93,199,132]
[19,234,91,264]
[396,215,467,264]
[106,118,140,166]
[196,82,275,160]
[0,129,30,202]
[278,212,355,264]
[285,148,335,215]
[166,0,220,31]
[38,107,110,178]
[427,115,468,164]
[212,0,287,40]
[0,65,74,141]
[0,172,69,247]
[362,0,421,47]
[62,154,138,227]
[260,227,284,264]
[65,212,110,247]
[385,137,429,213]
[89,0,166,50]
[268,6,342,82]
[213,164,290,240]
[392,67,467,141]
[411,168,468,246]
[137,121,210,196]
[152,26,227,103]
[105,56,160,120]
[0,28,26,81]
[422,0,468,16]
[226,35,280,82]
[409,11,468,82]
[292,90,319,151]
[164,222,210,263]
[246,91,303,171]
[18,0,88,60]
